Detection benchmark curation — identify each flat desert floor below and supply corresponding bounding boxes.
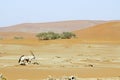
[0,39,120,80]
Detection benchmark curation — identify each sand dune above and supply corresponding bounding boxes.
[0,20,106,33]
[0,21,120,41]
[0,20,120,80]
[0,20,106,39]
[0,32,35,39]
[74,21,120,41]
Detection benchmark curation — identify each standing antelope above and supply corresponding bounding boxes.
[18,51,36,65]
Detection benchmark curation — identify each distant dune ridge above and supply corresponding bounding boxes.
[0,20,105,39]
[0,20,120,41]
[0,20,105,33]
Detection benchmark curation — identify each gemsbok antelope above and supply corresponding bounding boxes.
[18,51,35,65]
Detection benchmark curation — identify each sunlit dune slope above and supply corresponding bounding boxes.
[74,21,120,41]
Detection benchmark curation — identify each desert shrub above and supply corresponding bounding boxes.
[36,32,76,40]
[36,32,49,40]
[48,32,60,40]
[14,36,24,40]
[60,32,76,39]
[36,32,59,40]
[0,36,3,40]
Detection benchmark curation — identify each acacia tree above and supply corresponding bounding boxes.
[36,32,48,40]
[36,32,76,40]
[47,32,60,39]
[61,32,76,39]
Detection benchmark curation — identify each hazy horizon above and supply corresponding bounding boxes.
[0,0,120,27]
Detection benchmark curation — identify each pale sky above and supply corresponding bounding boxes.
[0,0,120,27]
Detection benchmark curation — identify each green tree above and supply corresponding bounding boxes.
[47,32,60,40]
[36,32,48,40]
[61,32,76,39]
[36,32,76,40]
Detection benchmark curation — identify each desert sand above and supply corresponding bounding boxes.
[74,21,120,41]
[0,39,120,80]
[0,21,120,80]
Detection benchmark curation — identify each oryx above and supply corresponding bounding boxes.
[18,51,35,65]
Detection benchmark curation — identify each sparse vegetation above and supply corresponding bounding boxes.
[14,36,24,40]
[36,32,76,40]
[0,36,3,40]
[60,32,76,39]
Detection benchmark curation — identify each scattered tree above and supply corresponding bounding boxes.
[36,32,76,40]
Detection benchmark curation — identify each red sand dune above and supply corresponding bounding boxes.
[74,21,120,41]
[0,20,106,39]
